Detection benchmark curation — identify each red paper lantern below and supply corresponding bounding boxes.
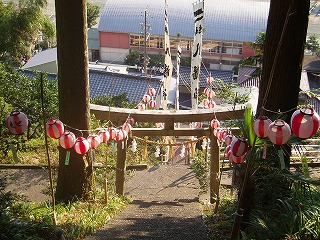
[87,134,101,149]
[204,87,210,96]
[109,127,117,140]
[149,100,156,108]
[224,134,234,146]
[126,116,135,126]
[138,103,145,110]
[142,94,151,103]
[6,110,28,134]
[208,100,215,109]
[225,145,231,155]
[202,98,209,107]
[98,128,110,143]
[291,107,320,139]
[253,116,272,138]
[59,130,76,149]
[116,129,127,141]
[148,87,156,96]
[267,119,291,145]
[207,89,215,99]
[210,118,220,129]
[230,137,249,157]
[46,118,64,139]
[231,152,245,164]
[74,137,90,155]
[123,122,132,133]
[206,76,214,85]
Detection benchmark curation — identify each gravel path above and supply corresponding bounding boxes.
[86,164,210,240]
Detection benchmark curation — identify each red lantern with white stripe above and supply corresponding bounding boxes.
[225,145,231,155]
[6,110,28,134]
[267,119,291,145]
[87,134,101,149]
[230,137,249,157]
[231,152,245,164]
[149,100,156,108]
[210,118,220,129]
[122,122,132,133]
[59,130,76,149]
[148,87,156,96]
[98,128,110,143]
[109,127,117,140]
[206,75,214,85]
[290,107,320,139]
[138,103,145,110]
[127,116,135,126]
[207,90,215,99]
[204,87,210,96]
[253,116,272,138]
[202,98,209,107]
[224,134,234,146]
[116,129,128,141]
[74,137,90,155]
[208,100,216,109]
[46,118,64,139]
[142,94,151,103]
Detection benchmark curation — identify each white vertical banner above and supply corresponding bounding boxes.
[190,0,204,110]
[162,0,173,110]
[175,45,181,110]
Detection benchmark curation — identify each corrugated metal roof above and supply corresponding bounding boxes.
[98,0,270,42]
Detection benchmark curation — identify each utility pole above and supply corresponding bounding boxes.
[141,8,151,76]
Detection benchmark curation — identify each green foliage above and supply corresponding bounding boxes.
[87,2,100,28]
[91,92,137,109]
[124,50,140,66]
[191,149,209,194]
[148,54,164,67]
[306,35,320,54]
[0,0,54,66]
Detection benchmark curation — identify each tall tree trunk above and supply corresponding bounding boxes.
[55,0,92,201]
[257,0,309,124]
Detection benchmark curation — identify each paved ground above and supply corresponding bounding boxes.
[86,164,211,240]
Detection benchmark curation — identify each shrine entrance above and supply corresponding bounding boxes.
[90,104,244,204]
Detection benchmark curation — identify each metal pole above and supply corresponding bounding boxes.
[144,9,147,76]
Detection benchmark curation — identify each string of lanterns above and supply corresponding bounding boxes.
[137,87,157,110]
[5,104,320,164]
[202,74,216,109]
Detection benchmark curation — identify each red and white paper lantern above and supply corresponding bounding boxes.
[206,76,214,85]
[207,90,215,99]
[148,87,156,96]
[109,127,117,140]
[142,94,151,103]
[291,107,320,139]
[267,119,291,145]
[138,103,145,111]
[46,118,64,139]
[230,137,249,157]
[149,100,156,108]
[98,128,110,143]
[87,134,101,149]
[253,116,272,138]
[6,110,28,134]
[210,118,220,129]
[204,87,210,96]
[208,100,216,109]
[122,122,132,133]
[230,152,245,164]
[116,129,127,141]
[126,116,135,126]
[74,137,90,155]
[224,134,234,146]
[202,98,209,107]
[59,130,76,149]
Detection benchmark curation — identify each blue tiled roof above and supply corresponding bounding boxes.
[88,70,161,103]
[178,66,234,88]
[98,0,270,42]
[20,70,162,103]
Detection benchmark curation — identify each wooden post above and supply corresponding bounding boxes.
[210,131,220,204]
[116,140,126,196]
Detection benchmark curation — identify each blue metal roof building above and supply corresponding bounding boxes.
[98,0,270,43]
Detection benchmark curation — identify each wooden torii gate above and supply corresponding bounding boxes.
[90,104,244,204]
